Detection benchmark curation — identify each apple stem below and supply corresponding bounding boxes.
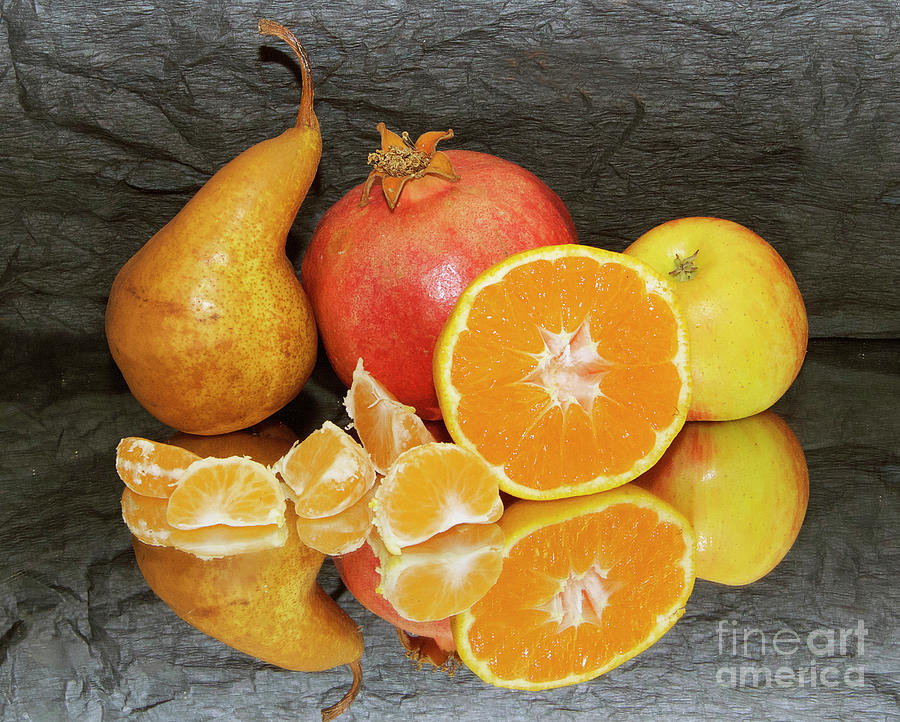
[320,659,362,721]
[670,249,700,281]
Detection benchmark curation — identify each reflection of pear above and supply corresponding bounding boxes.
[106,21,320,435]
[133,421,364,717]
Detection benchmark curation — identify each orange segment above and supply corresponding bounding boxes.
[294,485,377,556]
[275,420,376,519]
[122,488,287,560]
[343,359,435,474]
[115,437,202,498]
[452,485,696,690]
[372,443,505,555]
[434,245,691,500]
[166,456,286,530]
[372,523,504,622]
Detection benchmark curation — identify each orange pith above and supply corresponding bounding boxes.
[372,442,505,555]
[275,420,376,519]
[166,456,286,530]
[115,437,202,498]
[434,245,691,500]
[295,484,377,556]
[452,486,695,690]
[344,358,435,474]
[122,488,287,559]
[373,523,505,622]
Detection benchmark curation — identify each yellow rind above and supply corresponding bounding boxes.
[433,244,692,501]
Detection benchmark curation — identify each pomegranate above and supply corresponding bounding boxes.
[301,123,578,419]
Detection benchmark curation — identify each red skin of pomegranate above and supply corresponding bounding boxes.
[301,149,578,419]
[335,540,456,652]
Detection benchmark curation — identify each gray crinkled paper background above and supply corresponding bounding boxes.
[1,1,898,719]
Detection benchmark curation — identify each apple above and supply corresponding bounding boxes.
[625,216,807,421]
[634,410,809,586]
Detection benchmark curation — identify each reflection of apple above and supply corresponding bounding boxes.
[625,217,807,421]
[635,411,808,586]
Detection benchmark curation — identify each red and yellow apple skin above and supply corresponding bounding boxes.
[635,411,809,586]
[625,217,808,421]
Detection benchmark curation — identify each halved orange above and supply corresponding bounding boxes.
[372,523,505,622]
[275,420,376,519]
[452,485,696,690]
[166,456,286,530]
[371,443,505,555]
[434,245,691,500]
[122,488,288,559]
[115,437,202,498]
[344,358,435,473]
[294,484,377,556]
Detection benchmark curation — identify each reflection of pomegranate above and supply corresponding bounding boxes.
[302,124,577,419]
[335,540,455,653]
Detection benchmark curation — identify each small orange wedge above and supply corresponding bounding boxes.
[344,358,435,473]
[166,456,286,530]
[275,420,376,519]
[434,245,691,500]
[115,437,202,498]
[122,487,287,559]
[452,485,696,690]
[372,523,505,622]
[371,443,505,555]
[295,484,377,556]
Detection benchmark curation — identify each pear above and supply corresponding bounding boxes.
[132,421,365,719]
[106,20,320,435]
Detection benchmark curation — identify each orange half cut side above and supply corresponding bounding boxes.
[434,245,691,500]
[452,485,696,690]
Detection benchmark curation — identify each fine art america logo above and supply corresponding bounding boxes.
[715,619,867,689]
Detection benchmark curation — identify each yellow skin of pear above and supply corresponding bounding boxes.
[134,507,363,672]
[106,34,320,435]
[133,421,364,672]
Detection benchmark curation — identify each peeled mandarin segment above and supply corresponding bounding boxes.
[294,484,377,556]
[115,437,202,498]
[375,523,504,623]
[452,487,696,691]
[122,488,287,560]
[434,245,691,500]
[165,456,286,530]
[343,358,434,474]
[372,443,504,555]
[276,420,376,519]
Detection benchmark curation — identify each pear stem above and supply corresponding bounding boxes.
[257,19,316,129]
[320,659,363,721]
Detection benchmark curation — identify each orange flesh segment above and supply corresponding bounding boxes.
[375,523,505,622]
[444,251,688,497]
[462,498,692,687]
[115,437,202,498]
[294,485,377,556]
[372,443,504,554]
[165,456,286,530]
[121,488,287,560]
[343,359,434,474]
[276,421,376,519]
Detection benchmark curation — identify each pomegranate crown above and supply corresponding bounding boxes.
[360,122,460,210]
